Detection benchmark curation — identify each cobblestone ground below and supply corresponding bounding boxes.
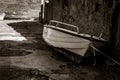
[0,20,120,80]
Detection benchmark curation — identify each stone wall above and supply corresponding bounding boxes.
[47,0,116,40]
[0,0,41,18]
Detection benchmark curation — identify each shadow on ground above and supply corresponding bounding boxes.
[0,66,49,80]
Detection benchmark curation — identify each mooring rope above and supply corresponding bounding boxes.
[92,46,96,66]
[90,44,120,66]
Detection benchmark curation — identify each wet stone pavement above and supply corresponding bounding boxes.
[0,20,120,80]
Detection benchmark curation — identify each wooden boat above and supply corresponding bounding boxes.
[43,20,107,61]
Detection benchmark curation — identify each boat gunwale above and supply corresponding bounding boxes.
[44,24,108,43]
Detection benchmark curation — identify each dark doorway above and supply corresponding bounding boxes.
[110,3,120,57]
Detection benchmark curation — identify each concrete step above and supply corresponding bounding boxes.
[0,21,26,41]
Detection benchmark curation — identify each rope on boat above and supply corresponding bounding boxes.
[90,44,120,66]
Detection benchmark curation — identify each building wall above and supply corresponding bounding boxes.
[0,0,41,18]
[47,0,116,40]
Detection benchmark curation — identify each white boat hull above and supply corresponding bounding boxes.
[43,27,91,57]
